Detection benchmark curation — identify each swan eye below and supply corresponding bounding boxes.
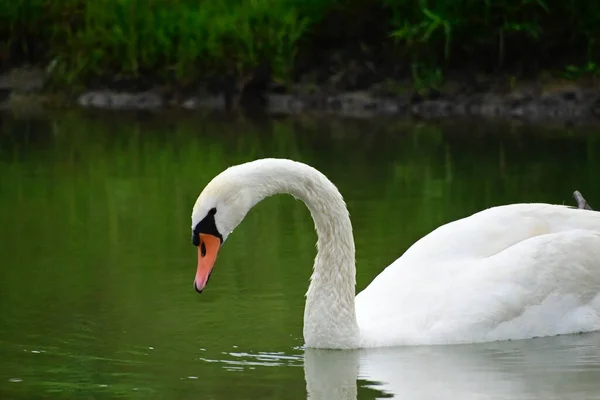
[192,207,223,246]
[200,241,207,257]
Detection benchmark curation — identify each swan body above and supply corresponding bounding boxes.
[191,158,600,349]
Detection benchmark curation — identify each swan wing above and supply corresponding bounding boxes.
[399,203,600,264]
[356,204,600,346]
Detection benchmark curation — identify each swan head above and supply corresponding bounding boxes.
[190,167,256,294]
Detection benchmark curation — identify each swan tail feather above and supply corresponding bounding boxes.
[573,190,593,211]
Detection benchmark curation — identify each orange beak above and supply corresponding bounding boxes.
[194,233,221,294]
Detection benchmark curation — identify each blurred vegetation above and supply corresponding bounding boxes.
[2,0,600,89]
[0,0,328,87]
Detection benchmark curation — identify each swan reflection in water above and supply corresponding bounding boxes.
[304,332,600,399]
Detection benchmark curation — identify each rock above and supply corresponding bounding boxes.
[0,66,47,110]
[265,94,305,114]
[412,100,454,118]
[0,67,45,94]
[479,94,508,117]
[181,95,226,110]
[5,62,600,124]
[77,90,164,110]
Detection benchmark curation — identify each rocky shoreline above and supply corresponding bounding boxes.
[3,66,600,124]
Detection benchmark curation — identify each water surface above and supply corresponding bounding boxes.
[1,112,600,399]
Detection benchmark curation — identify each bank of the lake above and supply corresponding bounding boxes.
[4,67,600,124]
[2,0,600,122]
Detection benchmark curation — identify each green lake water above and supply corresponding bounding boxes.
[1,112,600,399]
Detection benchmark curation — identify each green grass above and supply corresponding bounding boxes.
[2,0,600,90]
[384,0,600,66]
[1,0,331,86]
[382,0,600,88]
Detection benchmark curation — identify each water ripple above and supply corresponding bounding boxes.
[199,349,304,371]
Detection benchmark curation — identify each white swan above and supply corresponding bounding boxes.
[191,158,600,349]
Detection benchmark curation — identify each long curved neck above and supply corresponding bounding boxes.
[239,160,360,349]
